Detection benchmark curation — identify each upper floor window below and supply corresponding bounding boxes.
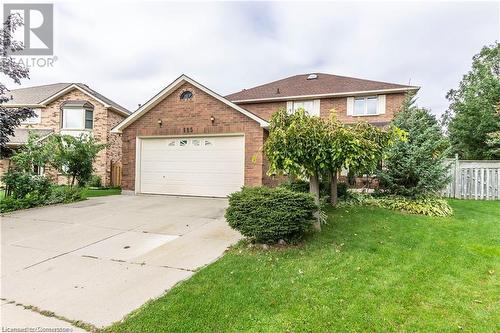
[348,95,386,116]
[286,99,320,117]
[180,91,193,100]
[354,96,378,116]
[21,108,42,124]
[61,101,94,130]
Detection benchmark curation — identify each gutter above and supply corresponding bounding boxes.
[230,87,420,104]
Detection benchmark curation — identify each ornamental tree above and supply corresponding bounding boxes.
[323,115,404,205]
[264,108,330,201]
[48,134,106,187]
[264,108,330,229]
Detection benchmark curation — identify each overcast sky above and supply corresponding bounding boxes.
[3,1,499,118]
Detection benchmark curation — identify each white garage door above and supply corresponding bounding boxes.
[139,136,245,197]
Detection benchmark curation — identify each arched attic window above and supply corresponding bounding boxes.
[180,90,193,101]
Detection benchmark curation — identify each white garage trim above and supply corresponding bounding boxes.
[135,134,245,197]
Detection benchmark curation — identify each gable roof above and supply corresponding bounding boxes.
[2,83,130,116]
[112,74,269,133]
[226,73,419,103]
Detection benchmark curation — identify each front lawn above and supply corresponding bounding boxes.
[82,187,121,198]
[104,200,499,333]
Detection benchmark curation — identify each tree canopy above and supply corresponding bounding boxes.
[444,42,500,159]
[0,14,35,154]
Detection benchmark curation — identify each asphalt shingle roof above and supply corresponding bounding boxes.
[6,128,54,146]
[226,73,417,102]
[2,83,130,114]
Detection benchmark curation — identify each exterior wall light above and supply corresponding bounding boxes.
[210,115,215,124]
[158,119,162,127]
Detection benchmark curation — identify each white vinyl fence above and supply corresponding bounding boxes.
[442,157,500,200]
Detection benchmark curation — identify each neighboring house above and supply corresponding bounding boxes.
[1,83,130,186]
[112,73,418,197]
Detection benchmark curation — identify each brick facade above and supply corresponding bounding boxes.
[121,82,266,191]
[0,88,126,186]
[242,101,287,122]
[236,93,406,124]
[319,93,406,124]
[236,93,407,187]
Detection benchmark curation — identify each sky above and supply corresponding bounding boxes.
[3,0,499,118]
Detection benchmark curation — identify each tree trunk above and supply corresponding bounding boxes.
[71,174,76,187]
[330,170,338,206]
[309,173,321,231]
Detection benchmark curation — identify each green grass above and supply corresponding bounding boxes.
[81,187,121,198]
[104,200,500,333]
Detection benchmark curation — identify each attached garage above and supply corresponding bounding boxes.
[112,75,269,197]
[138,135,245,197]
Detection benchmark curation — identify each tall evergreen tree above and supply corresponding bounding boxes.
[378,95,450,197]
[444,43,500,159]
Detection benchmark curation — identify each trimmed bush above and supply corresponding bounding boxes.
[225,187,317,243]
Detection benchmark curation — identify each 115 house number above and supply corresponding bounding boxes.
[183,127,193,133]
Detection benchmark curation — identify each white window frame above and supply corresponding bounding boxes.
[33,164,44,176]
[353,96,378,116]
[286,99,321,117]
[348,95,386,116]
[21,108,42,124]
[62,108,93,130]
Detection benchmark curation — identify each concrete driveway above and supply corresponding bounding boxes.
[1,195,240,331]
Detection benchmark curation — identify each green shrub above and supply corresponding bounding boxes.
[338,192,373,207]
[1,170,52,199]
[279,179,347,199]
[373,196,453,217]
[0,185,84,213]
[278,179,310,193]
[225,187,317,243]
[338,193,453,217]
[377,96,450,197]
[46,186,84,205]
[336,182,348,198]
[88,175,102,188]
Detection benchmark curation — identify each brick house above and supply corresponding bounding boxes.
[113,73,418,197]
[1,83,130,186]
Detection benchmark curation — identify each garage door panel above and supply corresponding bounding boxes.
[140,171,243,185]
[141,161,244,173]
[139,136,244,197]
